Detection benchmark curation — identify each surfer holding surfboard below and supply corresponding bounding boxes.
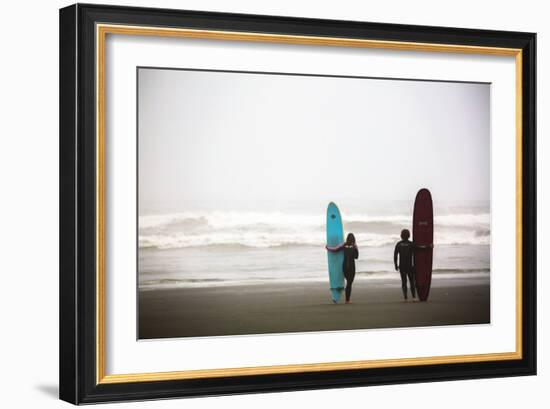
[326,233,359,304]
[394,188,434,302]
[326,203,359,304]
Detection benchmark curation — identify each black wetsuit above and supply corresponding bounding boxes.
[342,244,359,302]
[394,239,416,299]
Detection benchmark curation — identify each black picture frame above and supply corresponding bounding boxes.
[59,3,536,404]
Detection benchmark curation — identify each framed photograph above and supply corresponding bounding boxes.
[59,3,536,404]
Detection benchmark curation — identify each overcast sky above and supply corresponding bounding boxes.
[138,68,490,214]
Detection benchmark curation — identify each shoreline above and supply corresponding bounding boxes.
[139,277,490,339]
[138,274,490,291]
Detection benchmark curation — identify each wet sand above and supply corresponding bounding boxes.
[138,276,490,339]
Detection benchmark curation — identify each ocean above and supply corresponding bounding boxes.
[138,203,490,290]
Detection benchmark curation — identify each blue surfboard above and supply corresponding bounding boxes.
[326,202,345,303]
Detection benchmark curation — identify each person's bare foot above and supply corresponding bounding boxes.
[345,300,352,304]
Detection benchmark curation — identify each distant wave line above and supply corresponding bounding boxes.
[139,211,490,231]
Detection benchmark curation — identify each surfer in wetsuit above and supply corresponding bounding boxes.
[326,233,359,304]
[394,229,417,301]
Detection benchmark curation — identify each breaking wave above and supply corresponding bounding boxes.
[139,210,490,249]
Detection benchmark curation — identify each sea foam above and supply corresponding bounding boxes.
[138,210,490,249]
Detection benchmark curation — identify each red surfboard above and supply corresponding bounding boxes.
[413,188,433,302]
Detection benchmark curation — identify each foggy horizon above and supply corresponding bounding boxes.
[138,68,490,215]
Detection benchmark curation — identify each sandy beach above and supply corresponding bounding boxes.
[138,276,489,339]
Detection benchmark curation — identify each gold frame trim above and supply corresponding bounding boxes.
[95,23,523,385]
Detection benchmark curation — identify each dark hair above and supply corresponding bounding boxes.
[346,233,356,245]
[401,229,410,240]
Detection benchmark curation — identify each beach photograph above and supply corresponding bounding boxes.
[137,67,490,339]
